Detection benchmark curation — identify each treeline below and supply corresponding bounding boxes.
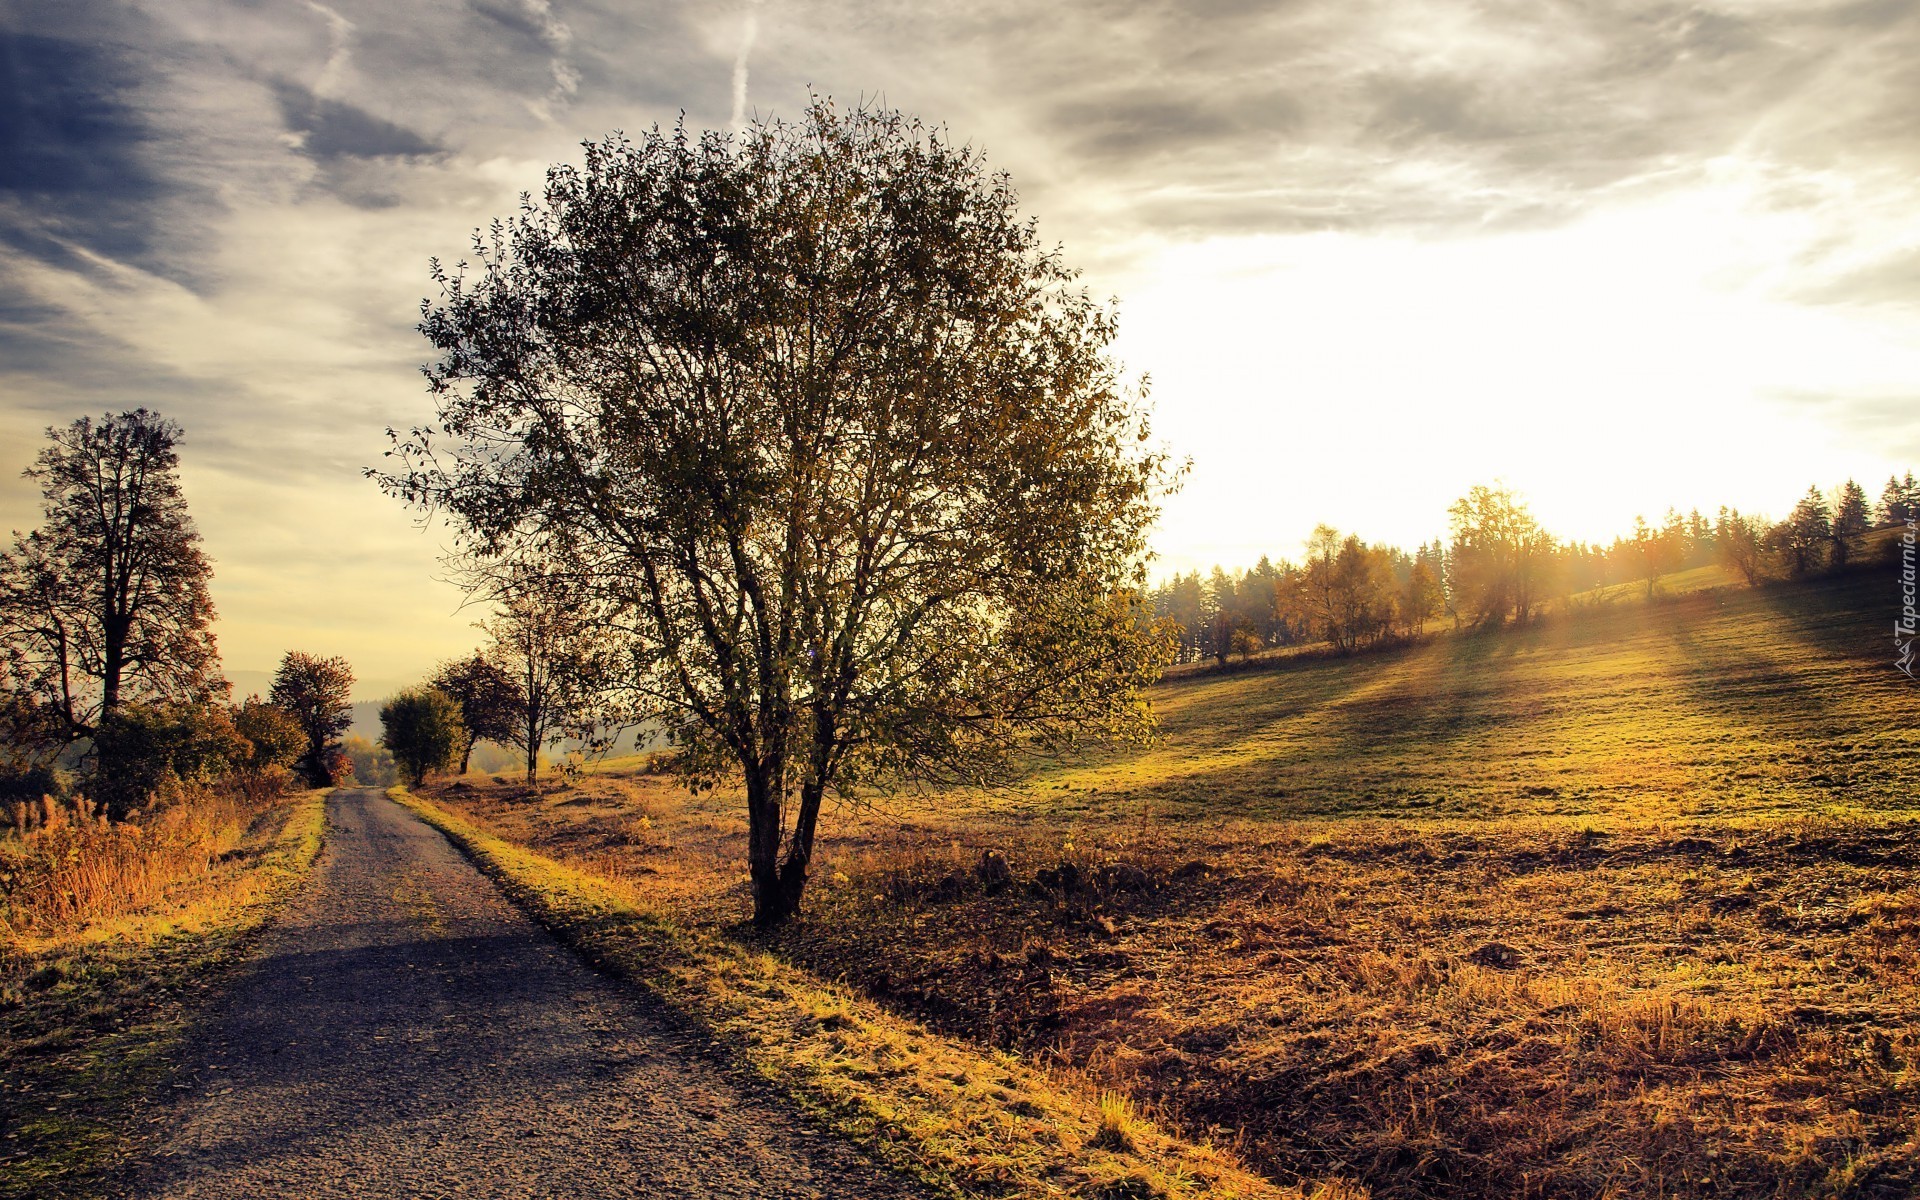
[1154,473,1916,666]
[0,409,610,827]
[0,411,373,825]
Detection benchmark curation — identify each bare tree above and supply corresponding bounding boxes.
[379,100,1173,924]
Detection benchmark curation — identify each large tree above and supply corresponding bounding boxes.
[380,100,1173,924]
[0,410,224,767]
[270,651,355,786]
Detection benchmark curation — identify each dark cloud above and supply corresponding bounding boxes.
[0,31,173,267]
[271,81,442,162]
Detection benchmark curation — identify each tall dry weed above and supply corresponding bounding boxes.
[0,785,255,935]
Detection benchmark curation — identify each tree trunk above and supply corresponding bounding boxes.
[746,764,794,926]
[523,709,539,785]
[767,777,826,924]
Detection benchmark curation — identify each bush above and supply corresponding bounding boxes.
[231,698,306,802]
[92,701,248,819]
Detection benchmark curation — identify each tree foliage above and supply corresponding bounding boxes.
[91,700,248,818]
[431,653,520,775]
[231,696,307,802]
[270,651,356,787]
[380,686,465,787]
[1448,484,1552,627]
[0,410,223,769]
[379,100,1173,923]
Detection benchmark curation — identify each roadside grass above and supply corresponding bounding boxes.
[0,790,328,1200]
[394,787,1347,1200]
[420,565,1920,1199]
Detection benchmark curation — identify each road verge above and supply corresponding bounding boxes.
[0,788,329,1199]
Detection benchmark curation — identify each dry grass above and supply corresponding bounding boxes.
[396,788,1343,1200]
[420,567,1920,1199]
[1,787,262,935]
[0,789,328,1199]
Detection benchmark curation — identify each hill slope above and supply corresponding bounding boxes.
[1025,568,1916,824]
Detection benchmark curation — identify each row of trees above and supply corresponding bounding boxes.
[0,408,365,818]
[376,584,595,788]
[1153,473,1916,663]
[0,408,632,814]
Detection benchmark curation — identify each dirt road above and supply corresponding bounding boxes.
[135,788,928,1199]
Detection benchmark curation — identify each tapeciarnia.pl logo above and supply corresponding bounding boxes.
[1899,515,1917,679]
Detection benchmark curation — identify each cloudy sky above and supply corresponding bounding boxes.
[3,0,1917,696]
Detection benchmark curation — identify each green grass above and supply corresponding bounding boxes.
[0,791,328,1200]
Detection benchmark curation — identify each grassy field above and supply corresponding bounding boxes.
[0,790,328,1199]
[423,565,1920,1200]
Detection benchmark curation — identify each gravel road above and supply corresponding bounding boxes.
[134,788,930,1199]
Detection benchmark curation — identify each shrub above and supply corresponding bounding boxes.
[231,697,306,802]
[92,701,248,819]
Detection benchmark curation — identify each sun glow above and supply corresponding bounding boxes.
[1117,164,1920,570]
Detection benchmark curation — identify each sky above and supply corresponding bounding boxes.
[2,0,1917,697]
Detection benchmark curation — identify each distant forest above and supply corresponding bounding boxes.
[1152,473,1917,666]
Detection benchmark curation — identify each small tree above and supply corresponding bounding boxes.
[1879,473,1916,526]
[1830,479,1869,570]
[1401,559,1441,635]
[380,687,465,787]
[0,410,224,774]
[270,652,355,786]
[478,575,602,786]
[380,100,1174,924]
[431,653,520,775]
[231,696,307,802]
[1627,515,1682,599]
[1773,486,1832,579]
[1715,507,1768,586]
